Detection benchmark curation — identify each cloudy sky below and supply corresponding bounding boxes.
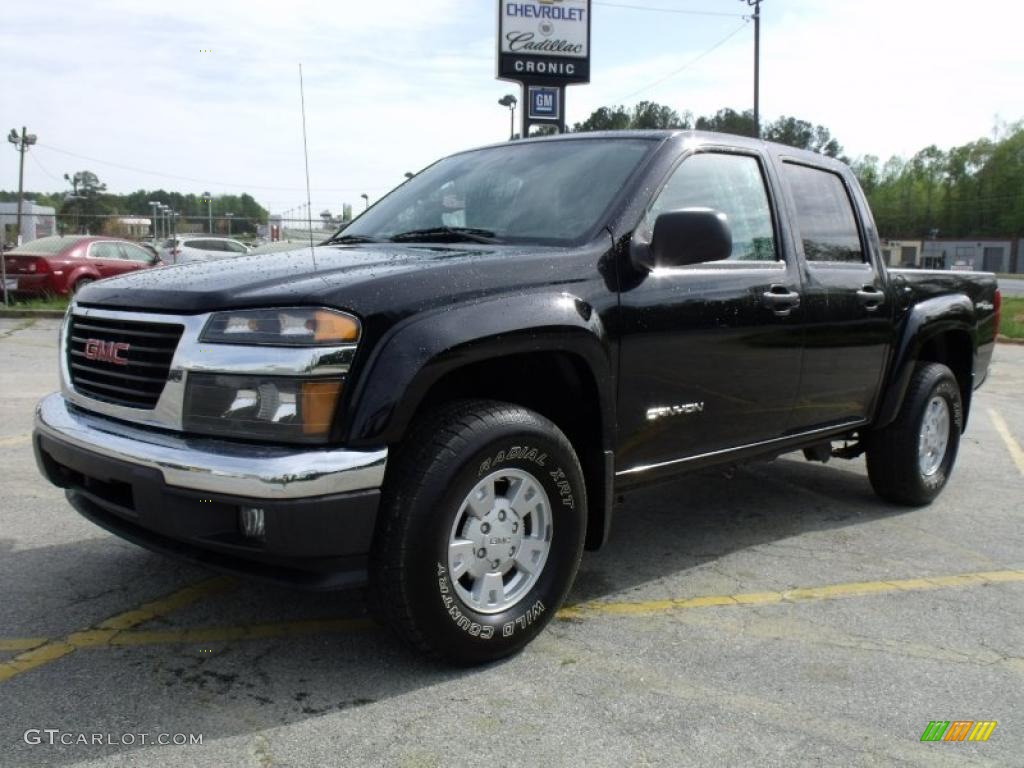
[3,0,1021,215]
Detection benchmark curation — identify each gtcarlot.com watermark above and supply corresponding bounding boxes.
[24,729,202,746]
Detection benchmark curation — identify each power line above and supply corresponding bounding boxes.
[28,151,63,183]
[614,19,749,101]
[33,143,383,194]
[594,1,746,17]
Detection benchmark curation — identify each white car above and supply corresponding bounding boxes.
[159,236,251,265]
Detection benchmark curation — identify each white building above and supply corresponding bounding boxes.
[0,200,56,245]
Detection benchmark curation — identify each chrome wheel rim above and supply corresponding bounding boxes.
[918,396,950,477]
[447,468,552,615]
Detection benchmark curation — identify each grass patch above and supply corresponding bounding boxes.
[1002,296,1024,340]
[3,295,70,311]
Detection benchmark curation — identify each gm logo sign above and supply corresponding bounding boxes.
[528,86,561,120]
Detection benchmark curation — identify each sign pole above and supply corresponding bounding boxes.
[496,1,591,138]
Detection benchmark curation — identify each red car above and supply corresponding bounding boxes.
[1,235,161,298]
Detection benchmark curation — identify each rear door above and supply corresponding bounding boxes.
[616,148,805,476]
[87,241,126,277]
[779,161,892,430]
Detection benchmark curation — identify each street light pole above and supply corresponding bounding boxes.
[360,194,369,210]
[148,201,160,239]
[498,94,518,141]
[203,191,212,234]
[742,0,762,138]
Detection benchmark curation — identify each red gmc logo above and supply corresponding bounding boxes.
[84,339,130,366]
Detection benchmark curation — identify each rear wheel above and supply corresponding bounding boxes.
[866,362,963,506]
[370,400,586,665]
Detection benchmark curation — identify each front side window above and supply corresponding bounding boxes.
[647,152,777,262]
[341,139,655,245]
[119,243,152,263]
[784,164,864,263]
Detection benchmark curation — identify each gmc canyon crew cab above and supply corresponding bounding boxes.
[34,131,1001,664]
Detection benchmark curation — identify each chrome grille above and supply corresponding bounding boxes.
[67,314,183,409]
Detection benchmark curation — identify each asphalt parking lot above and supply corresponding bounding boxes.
[1,316,1022,767]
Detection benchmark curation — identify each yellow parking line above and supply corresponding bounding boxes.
[989,408,1024,476]
[2,569,1022,673]
[557,569,1024,619]
[0,575,236,684]
[0,638,48,652]
[0,433,30,448]
[110,617,374,647]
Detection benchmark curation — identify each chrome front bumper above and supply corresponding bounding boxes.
[34,393,387,500]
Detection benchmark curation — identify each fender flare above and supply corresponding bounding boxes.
[875,293,976,429]
[343,291,614,449]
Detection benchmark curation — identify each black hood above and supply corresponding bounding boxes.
[76,243,581,316]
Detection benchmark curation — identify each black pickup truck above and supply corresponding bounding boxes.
[34,131,1001,664]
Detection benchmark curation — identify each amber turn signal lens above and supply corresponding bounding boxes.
[314,310,360,343]
[300,380,343,436]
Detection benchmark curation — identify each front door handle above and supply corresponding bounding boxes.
[856,286,885,311]
[763,285,801,316]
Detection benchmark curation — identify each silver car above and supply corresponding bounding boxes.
[159,236,251,265]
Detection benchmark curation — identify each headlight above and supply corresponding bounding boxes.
[184,374,343,443]
[200,308,360,346]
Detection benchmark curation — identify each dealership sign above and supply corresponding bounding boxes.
[497,0,592,85]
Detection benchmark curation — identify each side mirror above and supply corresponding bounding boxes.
[636,208,732,270]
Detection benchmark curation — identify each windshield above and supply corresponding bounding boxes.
[340,139,654,245]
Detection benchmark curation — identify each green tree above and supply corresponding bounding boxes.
[572,105,632,132]
[764,116,843,157]
[695,108,756,137]
[60,170,112,234]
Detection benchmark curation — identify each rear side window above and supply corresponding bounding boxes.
[784,163,864,263]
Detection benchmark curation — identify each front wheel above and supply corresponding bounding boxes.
[865,362,963,506]
[370,400,587,665]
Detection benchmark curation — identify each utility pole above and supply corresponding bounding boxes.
[7,127,38,247]
[742,0,762,138]
[4,127,37,306]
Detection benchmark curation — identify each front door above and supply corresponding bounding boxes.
[616,149,804,478]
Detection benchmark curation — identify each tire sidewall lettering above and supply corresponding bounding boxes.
[434,440,580,644]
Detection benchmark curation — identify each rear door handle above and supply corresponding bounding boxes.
[856,286,885,311]
[762,285,801,316]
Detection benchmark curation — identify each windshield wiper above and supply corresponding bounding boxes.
[389,227,501,244]
[322,234,385,245]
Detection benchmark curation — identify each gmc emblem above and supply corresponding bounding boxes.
[84,338,130,366]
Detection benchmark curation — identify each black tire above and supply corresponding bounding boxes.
[865,362,963,506]
[370,400,587,665]
[72,278,94,295]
